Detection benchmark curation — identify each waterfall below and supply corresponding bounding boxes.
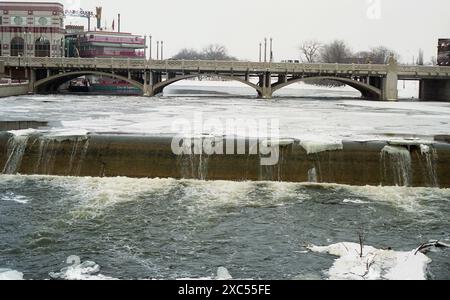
[75,139,90,176]
[420,145,439,187]
[308,167,318,183]
[34,138,59,175]
[381,146,412,187]
[179,137,210,180]
[2,135,30,174]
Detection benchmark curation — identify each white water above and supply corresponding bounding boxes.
[308,242,432,280]
[49,257,117,280]
[0,191,30,204]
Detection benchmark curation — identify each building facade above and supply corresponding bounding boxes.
[0,1,65,57]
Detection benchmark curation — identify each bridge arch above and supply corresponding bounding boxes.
[34,71,144,94]
[271,76,382,99]
[151,74,262,96]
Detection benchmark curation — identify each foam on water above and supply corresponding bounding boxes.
[342,199,370,204]
[65,177,178,218]
[0,191,30,204]
[308,242,432,280]
[0,268,24,280]
[49,256,117,280]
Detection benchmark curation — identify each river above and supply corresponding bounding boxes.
[0,81,449,280]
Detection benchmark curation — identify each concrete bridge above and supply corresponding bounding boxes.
[1,56,450,100]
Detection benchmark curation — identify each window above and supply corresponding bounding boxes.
[35,36,50,57]
[10,37,24,56]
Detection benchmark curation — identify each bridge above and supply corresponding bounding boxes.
[1,56,450,100]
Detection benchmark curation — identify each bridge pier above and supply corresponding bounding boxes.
[28,69,36,93]
[419,79,450,101]
[258,72,273,99]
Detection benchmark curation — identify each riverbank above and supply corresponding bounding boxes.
[0,83,29,98]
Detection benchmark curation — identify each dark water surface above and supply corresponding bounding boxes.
[0,175,448,280]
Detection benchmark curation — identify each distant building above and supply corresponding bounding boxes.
[0,1,65,57]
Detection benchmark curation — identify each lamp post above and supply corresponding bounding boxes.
[144,35,147,59]
[157,41,160,60]
[270,37,273,62]
[149,35,152,60]
[259,42,262,62]
[264,37,267,63]
[161,41,164,60]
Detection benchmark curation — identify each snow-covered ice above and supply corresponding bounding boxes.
[308,242,432,280]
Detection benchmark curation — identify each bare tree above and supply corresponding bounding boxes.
[202,44,237,61]
[172,44,237,61]
[369,46,399,64]
[320,40,353,63]
[171,48,203,60]
[299,40,322,63]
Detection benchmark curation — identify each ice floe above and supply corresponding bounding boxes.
[308,242,432,280]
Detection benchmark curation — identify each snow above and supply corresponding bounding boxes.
[300,140,344,155]
[0,269,24,280]
[308,242,432,280]
[1,81,449,144]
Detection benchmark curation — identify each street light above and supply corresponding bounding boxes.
[157,41,160,60]
[264,38,267,62]
[259,42,262,62]
[270,38,273,62]
[149,35,152,60]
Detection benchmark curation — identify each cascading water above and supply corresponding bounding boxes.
[2,134,30,175]
[75,139,90,176]
[308,167,318,183]
[420,144,439,187]
[179,137,211,180]
[34,138,58,175]
[381,146,412,187]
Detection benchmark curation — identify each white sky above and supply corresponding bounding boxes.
[6,0,450,63]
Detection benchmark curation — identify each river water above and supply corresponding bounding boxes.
[0,82,449,280]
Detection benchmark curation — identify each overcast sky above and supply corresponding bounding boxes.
[8,0,450,63]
